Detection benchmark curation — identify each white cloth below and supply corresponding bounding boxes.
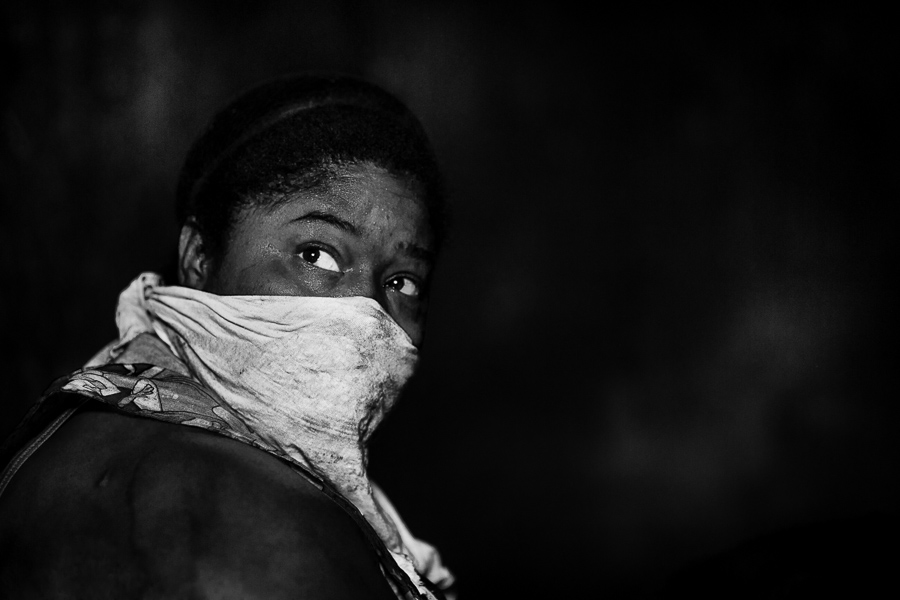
[107,273,452,597]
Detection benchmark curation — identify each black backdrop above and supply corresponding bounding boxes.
[2,3,897,598]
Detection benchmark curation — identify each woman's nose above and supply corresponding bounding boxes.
[338,267,423,348]
[341,269,388,310]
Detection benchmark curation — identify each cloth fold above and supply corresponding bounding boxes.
[80,273,454,598]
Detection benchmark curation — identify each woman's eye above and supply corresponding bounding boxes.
[299,247,340,272]
[385,276,420,297]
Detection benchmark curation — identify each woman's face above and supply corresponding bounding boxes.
[180,162,434,347]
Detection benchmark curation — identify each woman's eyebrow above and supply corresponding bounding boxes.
[400,243,435,266]
[291,211,360,235]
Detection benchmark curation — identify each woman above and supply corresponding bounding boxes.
[0,74,455,599]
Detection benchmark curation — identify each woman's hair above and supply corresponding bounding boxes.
[176,73,446,264]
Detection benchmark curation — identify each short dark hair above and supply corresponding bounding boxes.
[176,73,446,264]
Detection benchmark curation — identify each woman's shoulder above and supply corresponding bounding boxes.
[0,409,396,599]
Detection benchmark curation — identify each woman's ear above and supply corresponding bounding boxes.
[178,219,211,289]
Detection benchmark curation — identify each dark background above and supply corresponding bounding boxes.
[2,2,897,598]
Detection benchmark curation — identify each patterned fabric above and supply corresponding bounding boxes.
[59,364,260,448]
[102,274,453,597]
[0,273,455,598]
[11,359,439,600]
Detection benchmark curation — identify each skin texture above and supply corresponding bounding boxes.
[180,162,434,347]
[0,161,433,599]
[0,409,398,599]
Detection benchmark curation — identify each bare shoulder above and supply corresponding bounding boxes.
[0,408,396,600]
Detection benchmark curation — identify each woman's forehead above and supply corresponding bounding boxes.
[328,164,423,211]
[242,163,433,248]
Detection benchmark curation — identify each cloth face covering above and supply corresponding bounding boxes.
[105,273,451,596]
